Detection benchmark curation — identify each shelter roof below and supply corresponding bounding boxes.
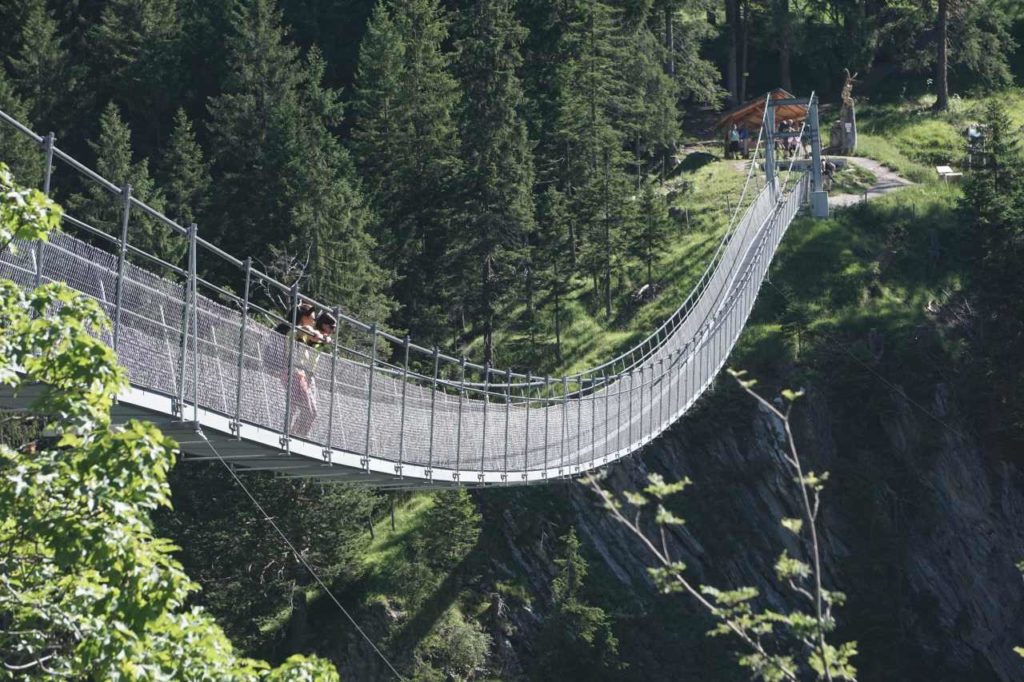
[715,89,808,131]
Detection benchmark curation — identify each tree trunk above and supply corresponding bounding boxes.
[287,571,311,652]
[779,0,792,91]
[482,253,493,366]
[934,0,949,111]
[739,0,750,103]
[726,0,738,105]
[664,4,675,77]
[554,291,562,361]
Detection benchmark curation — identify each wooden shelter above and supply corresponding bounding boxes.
[715,88,808,133]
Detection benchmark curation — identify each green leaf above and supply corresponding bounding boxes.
[780,517,803,534]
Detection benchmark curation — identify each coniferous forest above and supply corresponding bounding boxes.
[2,1,1024,680]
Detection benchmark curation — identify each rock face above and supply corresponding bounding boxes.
[494,379,1024,681]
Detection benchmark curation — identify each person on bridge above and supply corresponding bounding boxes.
[284,303,326,437]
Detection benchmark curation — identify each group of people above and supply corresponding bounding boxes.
[273,303,337,437]
[726,118,807,160]
[775,119,805,159]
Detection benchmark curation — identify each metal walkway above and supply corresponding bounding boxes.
[0,94,824,488]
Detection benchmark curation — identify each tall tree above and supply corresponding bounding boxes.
[158,108,209,262]
[87,0,183,145]
[631,181,672,291]
[352,0,463,345]
[7,0,75,134]
[288,48,393,322]
[0,71,41,185]
[553,0,631,318]
[454,0,536,366]
[67,103,168,258]
[533,187,578,361]
[933,0,949,110]
[207,0,303,261]
[534,528,620,681]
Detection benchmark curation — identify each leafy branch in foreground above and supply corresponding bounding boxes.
[586,370,857,681]
[0,163,338,680]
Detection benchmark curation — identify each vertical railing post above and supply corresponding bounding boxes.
[628,370,635,448]
[503,368,511,484]
[523,372,532,480]
[189,224,199,425]
[233,257,252,437]
[764,97,777,199]
[602,370,609,461]
[34,132,55,288]
[363,323,378,470]
[455,356,467,483]
[543,375,550,478]
[112,183,132,352]
[282,283,299,451]
[575,377,583,472]
[397,335,410,476]
[176,224,196,419]
[560,376,568,476]
[658,357,665,431]
[480,362,490,481]
[323,306,341,462]
[427,347,439,481]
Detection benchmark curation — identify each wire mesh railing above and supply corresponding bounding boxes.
[0,102,809,485]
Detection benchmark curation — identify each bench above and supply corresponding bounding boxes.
[936,165,964,183]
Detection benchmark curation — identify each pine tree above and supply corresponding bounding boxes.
[68,103,167,257]
[632,181,671,291]
[534,528,620,681]
[413,489,481,573]
[352,0,463,345]
[534,187,578,362]
[0,70,41,185]
[87,0,183,143]
[209,2,390,319]
[207,0,305,261]
[7,0,75,134]
[454,0,536,366]
[288,48,393,323]
[157,108,209,262]
[553,0,631,319]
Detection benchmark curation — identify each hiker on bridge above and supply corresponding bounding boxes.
[279,303,328,437]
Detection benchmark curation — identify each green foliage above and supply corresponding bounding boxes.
[453,0,535,364]
[158,108,209,250]
[0,162,59,253]
[352,0,463,343]
[0,169,337,679]
[67,103,171,262]
[533,528,621,681]
[412,607,492,681]
[7,0,74,133]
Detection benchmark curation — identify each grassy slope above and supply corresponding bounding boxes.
[297,92,1001,679]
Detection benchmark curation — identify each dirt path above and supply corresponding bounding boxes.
[830,156,914,208]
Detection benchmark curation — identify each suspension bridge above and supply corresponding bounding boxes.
[0,93,828,489]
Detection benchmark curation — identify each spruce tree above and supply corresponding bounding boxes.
[454,0,536,366]
[87,0,183,143]
[158,108,209,262]
[534,187,578,361]
[288,48,393,323]
[352,0,463,345]
[632,181,671,291]
[7,0,75,134]
[207,0,305,261]
[0,70,42,185]
[553,0,631,319]
[68,103,167,258]
[534,528,620,681]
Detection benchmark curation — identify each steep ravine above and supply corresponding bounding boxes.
[489,375,1024,681]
